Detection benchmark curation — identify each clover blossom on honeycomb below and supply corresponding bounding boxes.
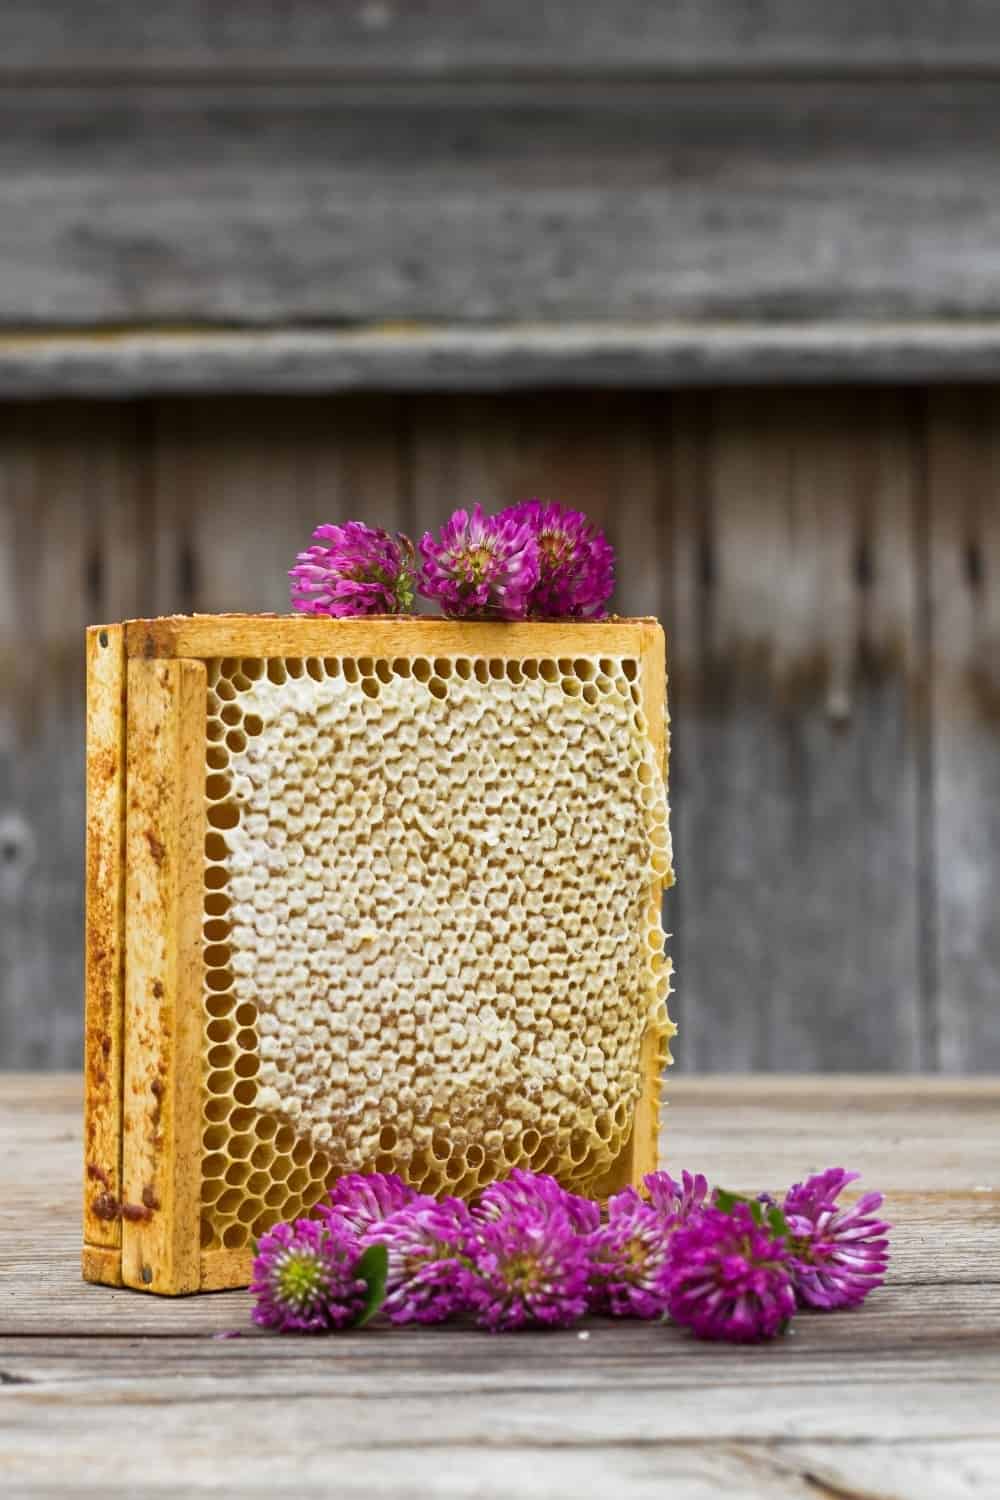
[290,522,417,617]
[290,500,615,620]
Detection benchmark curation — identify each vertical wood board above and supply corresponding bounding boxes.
[669,389,924,1071]
[0,404,144,1072]
[925,390,1000,1071]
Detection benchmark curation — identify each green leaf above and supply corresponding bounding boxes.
[714,1188,748,1216]
[353,1243,389,1329]
[767,1206,790,1241]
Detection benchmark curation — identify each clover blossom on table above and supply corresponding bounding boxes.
[250,1217,367,1333]
[588,1189,673,1319]
[643,1169,710,1226]
[783,1168,891,1310]
[290,521,417,617]
[498,499,614,619]
[320,1171,424,1237]
[665,1202,797,1343]
[418,504,539,619]
[474,1168,600,1235]
[466,1202,590,1331]
[361,1196,475,1325]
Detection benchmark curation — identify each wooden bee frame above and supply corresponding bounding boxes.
[83,616,673,1295]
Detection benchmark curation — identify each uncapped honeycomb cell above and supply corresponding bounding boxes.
[200,653,674,1250]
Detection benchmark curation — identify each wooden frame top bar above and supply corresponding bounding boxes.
[114,615,661,661]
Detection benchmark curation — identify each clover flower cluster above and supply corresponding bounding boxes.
[289,502,615,621]
[250,1165,889,1343]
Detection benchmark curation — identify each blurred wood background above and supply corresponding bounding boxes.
[0,4,998,1070]
[1,388,997,1073]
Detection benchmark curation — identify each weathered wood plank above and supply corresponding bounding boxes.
[4,1070,1000,1497]
[5,1323,1000,1384]
[5,1076,999,1333]
[671,390,924,1070]
[0,405,144,1071]
[13,324,1000,398]
[4,1,1000,77]
[0,1426,997,1500]
[2,1370,1000,1449]
[120,658,205,1294]
[4,82,1000,331]
[925,390,1000,1071]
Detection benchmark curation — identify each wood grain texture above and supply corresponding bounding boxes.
[670,389,924,1071]
[119,657,205,1294]
[925,390,1000,1072]
[5,1,1000,77]
[0,403,144,1071]
[15,323,1000,398]
[82,624,126,1249]
[3,1075,1000,1498]
[5,82,1000,332]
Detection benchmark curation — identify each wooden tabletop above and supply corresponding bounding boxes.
[2,1076,999,1498]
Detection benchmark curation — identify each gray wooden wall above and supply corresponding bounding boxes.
[0,387,997,1073]
[1,5,999,1070]
[6,2,1000,393]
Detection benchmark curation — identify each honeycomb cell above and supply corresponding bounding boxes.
[199,648,674,1251]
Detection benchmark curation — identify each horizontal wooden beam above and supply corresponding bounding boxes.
[7,323,1000,397]
[4,1,1000,78]
[4,81,1000,337]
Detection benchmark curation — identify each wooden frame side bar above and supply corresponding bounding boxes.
[82,624,127,1264]
[121,657,206,1295]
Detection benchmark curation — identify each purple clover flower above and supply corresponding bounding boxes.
[250,1217,367,1333]
[783,1168,891,1310]
[418,504,539,619]
[475,1168,600,1235]
[290,522,417,617]
[320,1171,425,1237]
[589,1191,673,1319]
[363,1197,475,1325]
[498,500,614,619]
[466,1204,590,1331]
[665,1203,797,1343]
[643,1170,710,1225]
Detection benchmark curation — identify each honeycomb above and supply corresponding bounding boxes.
[200,652,673,1252]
